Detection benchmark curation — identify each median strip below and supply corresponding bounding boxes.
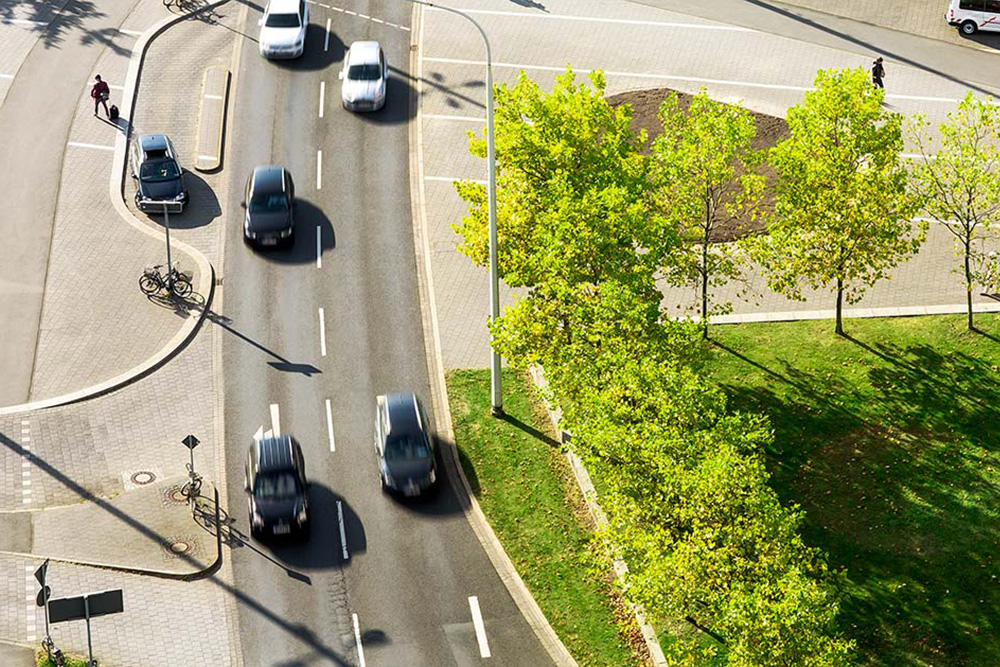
[194,65,230,172]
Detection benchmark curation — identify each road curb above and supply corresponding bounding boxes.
[406,5,577,666]
[0,2,230,417]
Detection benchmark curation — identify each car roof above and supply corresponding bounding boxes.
[267,0,300,13]
[251,165,285,193]
[384,392,423,435]
[254,435,297,473]
[138,134,170,152]
[348,41,381,64]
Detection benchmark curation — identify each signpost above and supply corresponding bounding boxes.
[48,589,124,667]
[182,434,201,508]
[34,560,50,651]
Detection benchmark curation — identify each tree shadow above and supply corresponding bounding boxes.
[395,67,486,111]
[509,0,548,11]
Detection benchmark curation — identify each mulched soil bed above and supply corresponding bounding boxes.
[607,88,788,240]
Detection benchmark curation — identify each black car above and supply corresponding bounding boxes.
[243,165,295,248]
[130,134,188,213]
[374,393,438,497]
[245,435,309,539]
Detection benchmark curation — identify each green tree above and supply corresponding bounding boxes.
[909,91,1000,331]
[652,91,765,339]
[751,67,924,335]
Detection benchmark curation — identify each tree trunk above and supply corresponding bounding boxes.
[836,278,844,336]
[965,239,974,331]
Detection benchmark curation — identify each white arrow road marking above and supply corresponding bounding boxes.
[325,399,335,452]
[469,596,491,658]
[353,613,366,666]
[270,403,281,438]
[337,500,348,560]
[254,425,264,441]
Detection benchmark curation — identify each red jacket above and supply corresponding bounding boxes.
[91,81,110,99]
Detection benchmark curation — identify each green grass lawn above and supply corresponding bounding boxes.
[703,314,1000,666]
[447,369,641,667]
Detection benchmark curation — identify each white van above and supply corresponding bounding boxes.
[946,0,1000,35]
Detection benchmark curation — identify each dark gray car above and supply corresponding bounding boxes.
[245,435,309,539]
[130,134,188,213]
[374,393,438,497]
[243,165,295,248]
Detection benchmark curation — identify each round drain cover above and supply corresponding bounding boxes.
[168,488,187,503]
[131,471,156,485]
[168,541,191,554]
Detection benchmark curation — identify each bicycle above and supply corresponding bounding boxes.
[182,461,203,508]
[42,635,66,667]
[139,263,193,299]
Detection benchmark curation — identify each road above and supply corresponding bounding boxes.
[220,2,553,665]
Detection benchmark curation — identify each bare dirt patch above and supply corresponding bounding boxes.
[607,88,788,240]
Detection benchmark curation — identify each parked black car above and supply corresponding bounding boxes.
[130,134,188,213]
[374,393,438,497]
[243,165,295,248]
[245,435,309,539]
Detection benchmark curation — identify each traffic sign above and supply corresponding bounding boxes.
[34,560,48,586]
[182,434,200,450]
[49,589,123,624]
[36,585,50,608]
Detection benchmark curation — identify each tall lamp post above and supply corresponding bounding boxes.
[406,1,503,415]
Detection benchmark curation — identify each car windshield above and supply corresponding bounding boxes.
[249,192,288,213]
[265,12,300,27]
[254,472,299,500]
[385,434,430,461]
[139,159,180,182]
[348,63,381,81]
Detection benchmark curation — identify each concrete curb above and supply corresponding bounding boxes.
[406,5,576,666]
[0,487,223,582]
[0,2,229,417]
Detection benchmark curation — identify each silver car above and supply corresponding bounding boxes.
[339,41,387,112]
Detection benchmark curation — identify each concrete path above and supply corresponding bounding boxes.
[415,0,1000,370]
[0,641,34,667]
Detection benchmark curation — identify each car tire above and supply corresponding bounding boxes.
[961,20,978,35]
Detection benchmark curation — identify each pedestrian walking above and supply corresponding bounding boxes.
[871,57,885,89]
[91,74,111,117]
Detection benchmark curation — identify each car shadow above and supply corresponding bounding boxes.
[960,30,1000,52]
[355,73,417,125]
[251,199,335,265]
[134,171,221,229]
[260,483,366,569]
[270,23,346,72]
[384,442,464,517]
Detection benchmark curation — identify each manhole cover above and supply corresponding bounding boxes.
[130,471,156,485]
[166,540,192,555]
[165,487,187,504]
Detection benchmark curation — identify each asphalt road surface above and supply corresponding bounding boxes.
[220,2,554,665]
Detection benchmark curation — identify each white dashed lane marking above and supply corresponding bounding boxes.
[325,399,335,452]
[469,596,492,658]
[318,307,327,357]
[337,500,348,559]
[269,403,281,438]
[352,612,367,666]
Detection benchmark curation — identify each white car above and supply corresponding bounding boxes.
[339,41,388,112]
[946,0,1000,35]
[259,0,308,59]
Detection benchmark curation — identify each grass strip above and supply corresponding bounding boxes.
[447,368,640,667]
[703,314,1000,666]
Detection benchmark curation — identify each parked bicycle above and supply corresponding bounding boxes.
[139,263,192,298]
[182,461,203,509]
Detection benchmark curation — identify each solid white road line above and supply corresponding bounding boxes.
[324,17,331,51]
[352,613,366,666]
[325,399,335,452]
[316,225,322,268]
[469,596,492,658]
[317,150,323,190]
[338,500,349,559]
[423,57,963,103]
[423,113,486,122]
[426,6,757,31]
[319,80,325,118]
[319,307,327,357]
[270,403,281,438]
[67,141,115,152]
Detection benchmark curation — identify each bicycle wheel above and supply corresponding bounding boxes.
[171,275,193,298]
[139,273,161,295]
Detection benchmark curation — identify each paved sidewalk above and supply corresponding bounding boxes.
[416,0,1000,370]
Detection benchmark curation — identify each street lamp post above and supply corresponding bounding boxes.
[407,1,503,415]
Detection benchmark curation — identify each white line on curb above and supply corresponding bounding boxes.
[269,403,281,438]
[316,225,322,268]
[319,307,327,356]
[67,141,115,152]
[319,80,325,118]
[423,113,485,122]
[469,596,492,658]
[117,28,144,37]
[325,399,335,452]
[0,73,13,79]
[2,18,48,26]
[422,57,963,104]
[338,501,349,560]
[425,175,486,185]
[204,93,224,100]
[426,6,757,31]
[317,149,323,190]
[352,612,366,666]
[324,17,331,51]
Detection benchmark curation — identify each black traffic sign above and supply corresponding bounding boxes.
[36,585,50,608]
[49,589,123,624]
[182,434,200,450]
[34,560,48,587]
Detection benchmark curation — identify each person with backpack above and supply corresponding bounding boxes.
[871,57,885,89]
[91,74,111,117]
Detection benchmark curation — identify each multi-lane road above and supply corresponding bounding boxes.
[220,2,552,665]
